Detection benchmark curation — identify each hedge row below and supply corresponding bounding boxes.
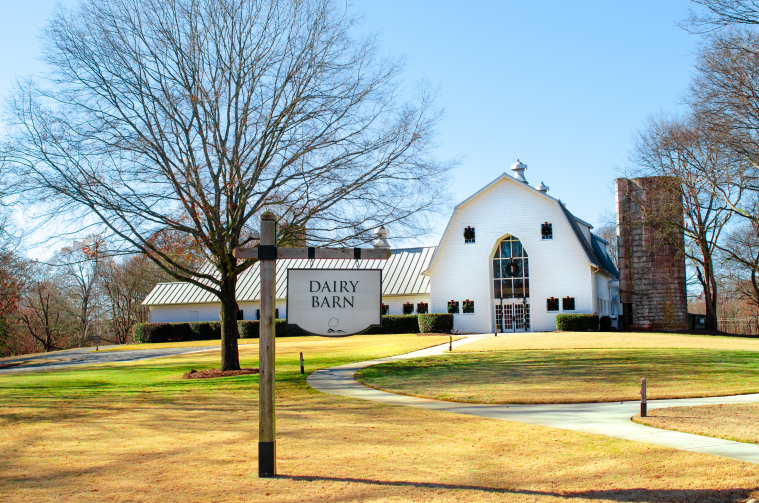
[554,313,599,332]
[133,313,455,343]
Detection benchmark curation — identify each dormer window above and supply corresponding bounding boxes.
[541,222,553,240]
[464,226,475,243]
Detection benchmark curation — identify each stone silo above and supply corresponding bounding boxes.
[616,177,688,331]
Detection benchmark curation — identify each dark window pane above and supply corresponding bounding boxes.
[500,241,511,259]
[493,260,500,279]
[493,280,501,299]
[514,279,524,298]
[523,258,529,278]
[547,298,559,311]
[524,279,530,298]
[501,260,510,278]
[502,279,513,299]
[512,240,523,257]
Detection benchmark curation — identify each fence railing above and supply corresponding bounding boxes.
[717,317,759,335]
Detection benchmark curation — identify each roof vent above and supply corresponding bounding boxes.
[536,181,549,192]
[510,159,528,183]
[373,225,390,249]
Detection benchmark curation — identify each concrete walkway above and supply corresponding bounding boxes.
[307,335,759,464]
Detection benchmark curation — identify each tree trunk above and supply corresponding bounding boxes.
[219,275,240,371]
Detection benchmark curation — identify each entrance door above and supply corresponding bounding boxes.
[494,301,530,333]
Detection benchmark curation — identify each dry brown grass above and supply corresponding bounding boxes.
[1,334,758,502]
[456,331,759,352]
[357,349,759,403]
[634,403,759,445]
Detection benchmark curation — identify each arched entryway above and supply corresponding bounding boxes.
[493,235,531,332]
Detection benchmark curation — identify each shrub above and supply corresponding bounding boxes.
[238,320,259,339]
[365,315,421,335]
[599,316,613,332]
[418,313,454,333]
[555,313,599,332]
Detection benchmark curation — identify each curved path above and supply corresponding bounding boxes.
[0,345,226,374]
[308,335,759,464]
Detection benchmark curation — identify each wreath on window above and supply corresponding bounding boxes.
[541,222,552,238]
[463,226,475,241]
[504,259,522,278]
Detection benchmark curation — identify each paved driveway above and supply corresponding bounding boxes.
[0,345,222,374]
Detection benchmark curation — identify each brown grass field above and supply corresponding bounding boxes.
[634,403,759,445]
[1,333,758,502]
[453,331,759,352]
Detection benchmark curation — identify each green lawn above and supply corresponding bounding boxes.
[356,348,759,403]
[1,334,758,502]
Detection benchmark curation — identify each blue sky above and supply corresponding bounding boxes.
[0,0,701,252]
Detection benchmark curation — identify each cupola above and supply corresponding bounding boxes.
[511,159,528,183]
[536,181,549,192]
[372,225,390,249]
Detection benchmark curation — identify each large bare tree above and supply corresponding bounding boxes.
[2,0,452,370]
[629,115,743,330]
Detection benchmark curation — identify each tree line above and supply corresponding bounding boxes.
[622,1,759,331]
[0,233,206,356]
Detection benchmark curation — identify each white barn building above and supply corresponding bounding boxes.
[143,160,619,333]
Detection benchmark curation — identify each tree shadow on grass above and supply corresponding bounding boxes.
[279,475,755,502]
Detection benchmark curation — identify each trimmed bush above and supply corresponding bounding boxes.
[555,313,599,332]
[599,316,613,332]
[238,320,259,339]
[418,313,454,333]
[365,315,421,335]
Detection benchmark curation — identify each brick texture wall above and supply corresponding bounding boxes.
[616,177,688,330]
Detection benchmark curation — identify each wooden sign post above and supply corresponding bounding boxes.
[234,212,389,478]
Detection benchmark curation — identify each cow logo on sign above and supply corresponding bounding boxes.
[327,318,345,334]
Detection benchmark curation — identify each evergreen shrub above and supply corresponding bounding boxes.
[599,316,613,332]
[133,319,300,342]
[418,313,454,333]
[554,314,599,332]
[364,315,421,334]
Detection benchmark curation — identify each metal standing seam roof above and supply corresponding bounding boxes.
[142,247,435,306]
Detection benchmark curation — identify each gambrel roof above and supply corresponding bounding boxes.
[142,247,434,306]
[422,172,619,279]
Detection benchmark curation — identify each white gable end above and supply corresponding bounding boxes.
[427,174,597,332]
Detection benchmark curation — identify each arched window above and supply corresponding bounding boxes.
[493,236,529,299]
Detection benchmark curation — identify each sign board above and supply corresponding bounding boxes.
[92,336,101,344]
[287,269,382,336]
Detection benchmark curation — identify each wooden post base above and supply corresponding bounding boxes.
[259,442,276,477]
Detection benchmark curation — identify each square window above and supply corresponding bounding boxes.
[237,309,244,320]
[502,279,513,299]
[513,279,524,298]
[547,298,559,311]
[562,297,575,311]
[417,302,428,314]
[463,299,475,314]
[381,304,389,316]
[403,303,414,315]
[541,222,553,240]
[464,226,476,243]
[448,300,460,314]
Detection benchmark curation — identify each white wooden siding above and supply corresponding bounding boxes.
[428,176,594,333]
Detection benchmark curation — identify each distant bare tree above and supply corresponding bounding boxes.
[595,210,618,269]
[687,1,759,31]
[629,115,744,330]
[2,0,453,370]
[53,238,106,347]
[18,263,71,352]
[101,255,154,344]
